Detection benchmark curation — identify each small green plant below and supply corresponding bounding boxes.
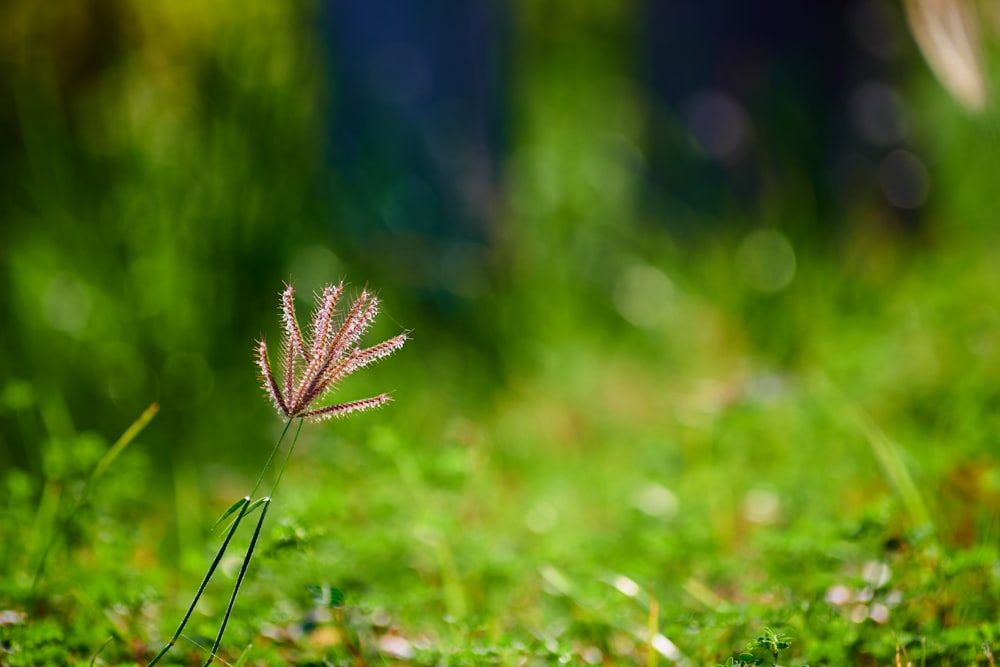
[146,281,407,666]
[716,628,794,667]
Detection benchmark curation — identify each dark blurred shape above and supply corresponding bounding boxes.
[319,1,509,292]
[0,0,127,113]
[641,0,926,233]
[878,149,929,209]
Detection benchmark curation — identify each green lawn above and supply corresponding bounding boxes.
[3,230,1000,666]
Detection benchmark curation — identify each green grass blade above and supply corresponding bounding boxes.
[212,497,268,533]
[232,644,253,667]
[32,403,159,590]
[89,636,114,666]
[812,374,934,534]
[212,497,251,532]
[89,403,160,484]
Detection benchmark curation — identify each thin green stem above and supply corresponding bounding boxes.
[646,594,659,667]
[150,417,301,664]
[203,498,271,666]
[147,497,251,667]
[269,418,304,498]
[249,419,292,501]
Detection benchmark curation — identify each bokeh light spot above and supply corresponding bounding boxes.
[613,264,675,329]
[525,501,558,533]
[850,604,869,623]
[651,634,683,660]
[611,575,641,597]
[736,229,796,293]
[742,486,781,525]
[869,603,890,623]
[631,482,679,518]
[850,82,906,146]
[862,560,892,588]
[825,584,852,605]
[379,634,414,660]
[683,90,754,163]
[580,646,603,664]
[43,273,92,335]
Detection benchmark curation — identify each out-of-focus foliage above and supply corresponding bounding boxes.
[0,1,328,474]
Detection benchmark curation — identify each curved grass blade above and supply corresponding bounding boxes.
[32,403,160,590]
[89,636,114,667]
[212,497,251,532]
[90,403,160,483]
[212,497,268,533]
[233,644,253,667]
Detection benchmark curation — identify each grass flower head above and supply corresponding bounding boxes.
[256,282,407,422]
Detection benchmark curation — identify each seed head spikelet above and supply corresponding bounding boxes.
[280,283,308,399]
[257,282,407,421]
[256,340,288,416]
[299,394,395,421]
[295,289,371,412]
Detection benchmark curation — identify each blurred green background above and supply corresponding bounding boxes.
[2,1,1000,665]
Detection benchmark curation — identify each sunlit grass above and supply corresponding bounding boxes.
[4,228,1000,665]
